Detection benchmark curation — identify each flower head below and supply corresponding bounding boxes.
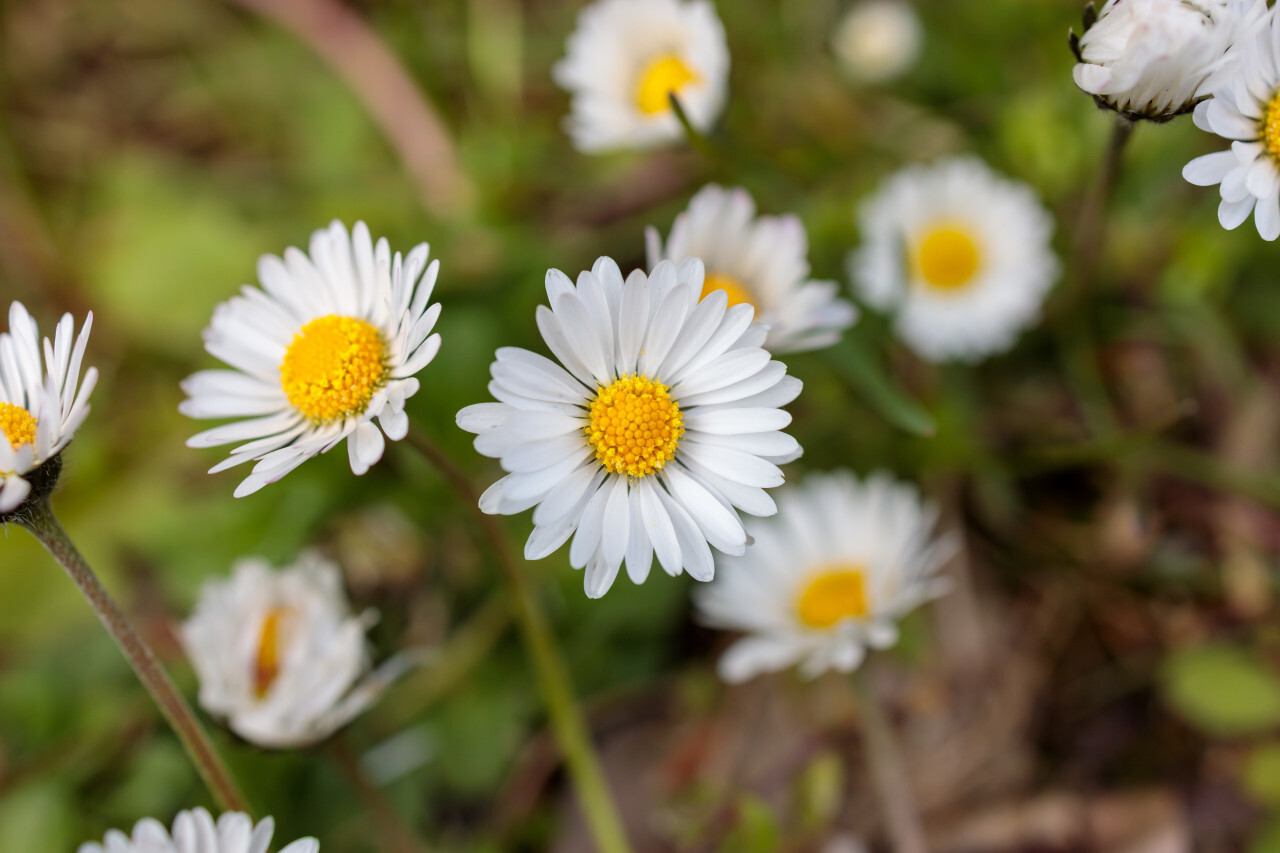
[457,257,803,598]
[181,221,442,497]
[180,552,411,748]
[552,0,729,153]
[831,0,923,85]
[0,301,96,515]
[78,808,317,853]
[646,185,858,354]
[848,157,1059,362]
[694,471,955,682]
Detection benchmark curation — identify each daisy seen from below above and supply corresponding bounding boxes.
[694,471,956,683]
[457,257,803,599]
[78,808,317,853]
[180,551,412,748]
[848,156,1059,362]
[552,0,729,153]
[0,301,96,515]
[1183,3,1280,239]
[831,0,923,85]
[181,220,442,497]
[646,184,858,354]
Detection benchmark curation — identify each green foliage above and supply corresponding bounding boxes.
[1162,645,1280,737]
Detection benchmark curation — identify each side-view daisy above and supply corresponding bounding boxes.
[646,184,858,354]
[78,808,318,853]
[180,551,412,748]
[552,0,729,153]
[693,471,956,682]
[457,257,803,598]
[181,220,442,497]
[0,301,96,514]
[848,156,1059,362]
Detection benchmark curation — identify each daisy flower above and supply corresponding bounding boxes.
[831,0,923,85]
[78,808,317,853]
[0,301,96,515]
[646,184,858,354]
[693,471,955,682]
[180,551,412,748]
[181,221,441,497]
[457,257,803,599]
[1183,4,1280,239]
[848,157,1059,362]
[552,0,729,153]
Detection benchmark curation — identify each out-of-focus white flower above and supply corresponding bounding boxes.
[0,301,96,514]
[1071,0,1267,121]
[646,185,858,354]
[831,0,923,84]
[694,471,955,683]
[180,552,411,748]
[848,157,1059,362]
[457,257,803,599]
[78,808,318,853]
[181,221,442,497]
[552,0,729,153]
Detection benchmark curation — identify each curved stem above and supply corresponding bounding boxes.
[329,737,429,853]
[404,427,634,853]
[854,669,928,853]
[19,500,249,814]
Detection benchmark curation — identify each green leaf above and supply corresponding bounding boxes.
[823,336,936,437]
[1245,744,1280,806]
[717,795,781,853]
[1252,814,1280,853]
[1161,644,1280,737]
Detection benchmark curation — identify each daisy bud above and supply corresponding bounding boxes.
[78,808,318,853]
[831,0,923,85]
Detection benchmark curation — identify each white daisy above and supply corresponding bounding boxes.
[457,257,803,599]
[1183,4,1280,240]
[180,551,412,749]
[0,301,96,514]
[831,0,923,85]
[78,808,317,853]
[646,184,858,354]
[552,0,730,153]
[1072,0,1267,121]
[181,220,441,497]
[848,157,1059,362]
[693,471,955,683]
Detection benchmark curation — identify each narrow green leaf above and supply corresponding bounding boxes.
[824,336,936,437]
[1161,644,1280,737]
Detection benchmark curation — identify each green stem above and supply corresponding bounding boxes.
[404,428,634,853]
[19,500,249,814]
[669,92,718,160]
[329,737,429,853]
[853,670,928,853]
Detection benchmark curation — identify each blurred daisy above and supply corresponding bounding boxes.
[848,157,1059,362]
[1183,4,1280,239]
[181,221,441,497]
[694,471,955,682]
[457,257,802,598]
[831,0,923,85]
[646,184,858,354]
[78,808,317,853]
[552,0,729,153]
[0,301,96,514]
[181,551,412,748]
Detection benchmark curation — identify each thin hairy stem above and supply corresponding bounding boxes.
[329,738,430,853]
[854,669,928,853]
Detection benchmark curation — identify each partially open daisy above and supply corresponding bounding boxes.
[180,551,412,748]
[457,257,803,599]
[848,157,1059,362]
[646,184,858,354]
[552,0,729,153]
[0,301,96,515]
[78,808,318,853]
[181,221,441,497]
[693,471,955,682]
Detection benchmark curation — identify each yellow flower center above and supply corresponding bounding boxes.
[586,375,683,478]
[914,224,982,292]
[253,606,294,698]
[635,54,699,115]
[280,315,389,424]
[1264,88,1280,161]
[0,402,37,451]
[796,566,871,629]
[700,272,755,309]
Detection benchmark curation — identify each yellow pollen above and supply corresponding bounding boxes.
[0,402,37,451]
[915,224,982,291]
[586,375,683,478]
[280,315,388,423]
[701,272,755,309]
[635,54,700,115]
[253,607,294,698]
[796,566,871,629]
[1264,88,1280,161]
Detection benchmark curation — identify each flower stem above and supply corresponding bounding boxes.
[853,669,928,853]
[329,737,429,853]
[18,499,249,814]
[404,427,634,853]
